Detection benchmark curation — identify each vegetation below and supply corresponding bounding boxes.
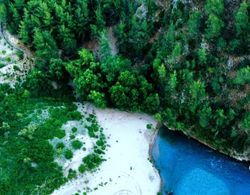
[0,83,107,194]
[0,0,249,192]
[71,140,83,150]
[0,84,80,194]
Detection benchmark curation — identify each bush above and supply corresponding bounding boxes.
[146,124,153,129]
[71,140,83,150]
[16,50,24,60]
[78,164,86,173]
[67,169,77,180]
[71,127,77,133]
[56,142,65,149]
[64,149,73,159]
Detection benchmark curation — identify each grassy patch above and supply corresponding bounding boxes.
[0,84,83,194]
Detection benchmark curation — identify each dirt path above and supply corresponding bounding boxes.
[0,23,34,86]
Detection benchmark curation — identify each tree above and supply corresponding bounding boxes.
[187,11,202,38]
[64,149,73,159]
[214,109,226,127]
[198,106,212,128]
[88,90,107,108]
[18,20,30,43]
[101,56,130,82]
[168,71,178,92]
[71,140,83,150]
[143,93,160,113]
[74,69,102,98]
[109,71,140,110]
[188,80,207,113]
[205,14,224,39]
[115,22,128,54]
[109,83,129,109]
[74,0,89,38]
[49,58,65,80]
[58,24,77,55]
[157,22,175,60]
[235,1,249,35]
[128,16,151,58]
[0,3,7,23]
[205,0,224,16]
[233,67,250,85]
[33,29,59,68]
[197,47,207,65]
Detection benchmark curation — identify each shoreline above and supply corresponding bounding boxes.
[148,124,164,194]
[166,127,250,162]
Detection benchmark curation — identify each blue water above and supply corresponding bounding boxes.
[152,128,250,195]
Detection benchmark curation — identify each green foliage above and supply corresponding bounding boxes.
[88,90,107,108]
[3,0,250,164]
[205,14,224,39]
[82,153,103,171]
[64,149,73,159]
[56,142,65,149]
[188,11,202,37]
[197,47,207,65]
[33,29,59,68]
[146,124,153,129]
[233,67,250,85]
[0,2,7,23]
[235,1,249,35]
[71,140,83,150]
[0,85,87,194]
[72,127,78,133]
[205,0,224,16]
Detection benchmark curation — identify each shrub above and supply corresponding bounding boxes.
[146,124,153,129]
[71,127,77,133]
[64,149,73,159]
[78,164,86,173]
[71,140,83,150]
[56,142,65,149]
[67,169,77,180]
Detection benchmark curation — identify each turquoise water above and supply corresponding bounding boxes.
[152,128,250,195]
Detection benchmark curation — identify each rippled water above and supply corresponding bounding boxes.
[152,128,250,195]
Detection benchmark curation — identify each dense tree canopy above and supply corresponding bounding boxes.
[2,0,250,175]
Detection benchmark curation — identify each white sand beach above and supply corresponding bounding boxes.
[53,103,161,195]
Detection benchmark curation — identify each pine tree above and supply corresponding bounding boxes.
[235,1,249,35]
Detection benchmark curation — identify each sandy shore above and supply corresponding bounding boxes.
[53,103,161,195]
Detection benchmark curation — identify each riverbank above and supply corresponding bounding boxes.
[188,133,250,162]
[53,103,161,195]
[166,126,250,162]
[152,128,250,195]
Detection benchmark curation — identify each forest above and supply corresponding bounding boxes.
[0,0,249,185]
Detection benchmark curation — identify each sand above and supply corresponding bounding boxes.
[53,103,161,195]
[0,25,33,86]
[0,26,161,195]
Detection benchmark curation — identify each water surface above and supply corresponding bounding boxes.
[152,128,250,195]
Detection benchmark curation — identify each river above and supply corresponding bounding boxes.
[152,128,250,195]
